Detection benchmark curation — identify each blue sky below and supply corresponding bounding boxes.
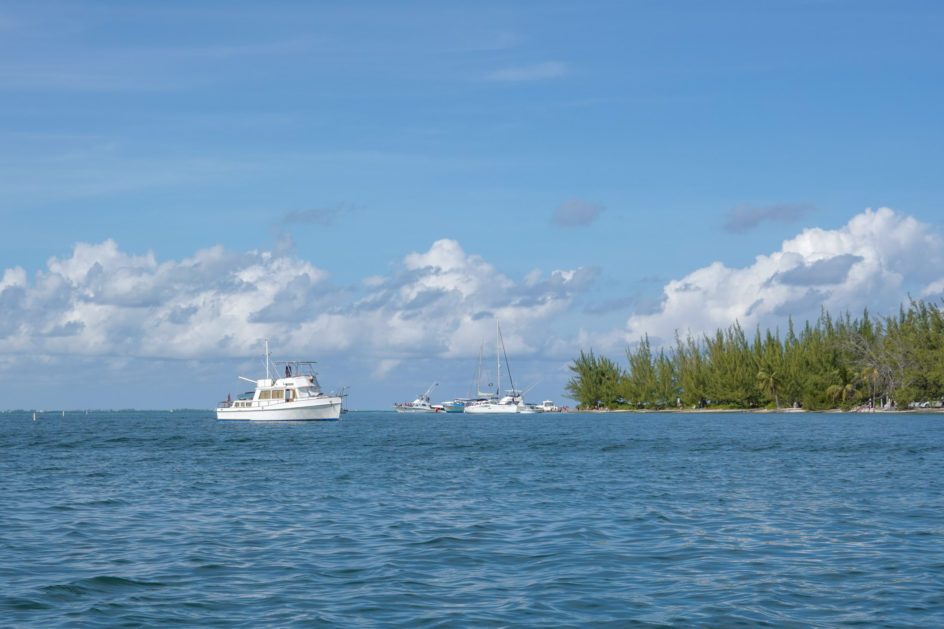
[2,1,943,410]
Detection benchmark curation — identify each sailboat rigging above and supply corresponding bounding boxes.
[464,320,535,414]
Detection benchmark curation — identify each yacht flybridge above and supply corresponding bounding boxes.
[216,339,345,421]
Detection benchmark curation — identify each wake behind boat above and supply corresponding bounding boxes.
[216,339,345,421]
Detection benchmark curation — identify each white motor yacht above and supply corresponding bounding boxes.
[216,340,345,421]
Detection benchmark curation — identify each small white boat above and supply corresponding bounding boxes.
[394,382,440,413]
[216,339,345,421]
[535,400,561,413]
[441,399,467,413]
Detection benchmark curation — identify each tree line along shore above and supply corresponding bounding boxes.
[565,299,944,412]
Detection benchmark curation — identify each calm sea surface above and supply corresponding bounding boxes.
[2,410,943,627]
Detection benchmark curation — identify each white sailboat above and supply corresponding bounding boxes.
[464,321,535,414]
[441,343,499,412]
[216,339,345,421]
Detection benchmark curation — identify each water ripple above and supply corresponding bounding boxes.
[2,411,944,626]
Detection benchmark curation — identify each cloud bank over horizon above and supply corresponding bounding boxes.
[2,208,942,393]
[624,207,944,345]
[0,238,594,373]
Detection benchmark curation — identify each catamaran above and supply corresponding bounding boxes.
[439,344,498,412]
[464,321,535,414]
[216,339,345,421]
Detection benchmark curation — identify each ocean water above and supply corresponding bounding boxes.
[2,411,943,627]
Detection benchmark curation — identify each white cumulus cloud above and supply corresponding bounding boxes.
[625,207,944,344]
[0,238,594,368]
[5,209,941,409]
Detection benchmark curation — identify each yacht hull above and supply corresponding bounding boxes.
[464,403,534,414]
[216,398,343,421]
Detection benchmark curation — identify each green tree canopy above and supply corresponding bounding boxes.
[565,300,944,411]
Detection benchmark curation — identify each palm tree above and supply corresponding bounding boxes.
[825,367,856,406]
[757,366,782,409]
[825,382,855,404]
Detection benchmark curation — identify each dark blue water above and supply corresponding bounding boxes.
[2,411,943,627]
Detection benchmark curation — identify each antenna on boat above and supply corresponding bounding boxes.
[264,337,271,382]
[522,380,541,396]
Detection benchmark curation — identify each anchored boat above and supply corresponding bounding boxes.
[464,320,535,414]
[216,339,345,421]
[394,382,440,413]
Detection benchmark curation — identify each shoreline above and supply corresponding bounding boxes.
[575,407,944,414]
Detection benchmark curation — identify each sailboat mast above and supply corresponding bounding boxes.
[497,320,516,395]
[472,342,484,398]
[496,320,501,397]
